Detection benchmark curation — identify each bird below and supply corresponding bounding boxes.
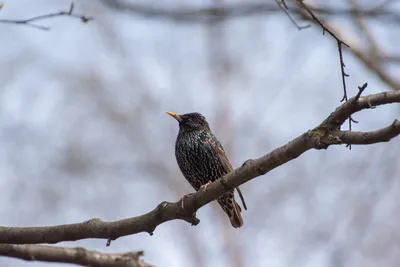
[166,111,247,228]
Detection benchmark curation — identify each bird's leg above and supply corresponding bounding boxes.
[180,193,194,209]
[180,181,212,209]
[200,180,212,191]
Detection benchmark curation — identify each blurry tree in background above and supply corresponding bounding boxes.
[0,0,399,266]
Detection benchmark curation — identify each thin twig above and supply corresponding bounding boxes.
[0,2,93,30]
[346,82,368,149]
[293,0,359,147]
[276,0,310,30]
[295,3,399,92]
[295,0,350,102]
[354,82,368,101]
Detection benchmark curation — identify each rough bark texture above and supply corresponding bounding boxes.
[0,244,152,267]
[0,90,398,245]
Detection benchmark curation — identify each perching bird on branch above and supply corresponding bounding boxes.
[166,112,247,228]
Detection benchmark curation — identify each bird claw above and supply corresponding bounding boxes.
[180,193,194,209]
[200,180,212,191]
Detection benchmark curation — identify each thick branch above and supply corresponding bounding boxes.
[0,90,399,245]
[0,244,151,267]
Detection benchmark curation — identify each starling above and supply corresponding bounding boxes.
[166,111,247,228]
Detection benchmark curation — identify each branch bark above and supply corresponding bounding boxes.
[0,90,399,245]
[335,120,400,144]
[0,244,152,267]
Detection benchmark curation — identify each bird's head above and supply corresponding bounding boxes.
[166,112,210,132]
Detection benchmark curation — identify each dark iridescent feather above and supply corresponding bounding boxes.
[167,112,246,228]
[203,136,247,211]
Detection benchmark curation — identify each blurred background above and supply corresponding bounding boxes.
[0,0,399,266]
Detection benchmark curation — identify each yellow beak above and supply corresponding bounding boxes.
[165,111,182,122]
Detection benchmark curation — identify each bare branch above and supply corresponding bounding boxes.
[0,244,151,267]
[294,0,350,103]
[296,2,400,92]
[351,47,400,91]
[335,120,400,145]
[381,55,400,63]
[276,0,310,30]
[0,2,93,30]
[0,89,399,245]
[100,0,400,23]
[346,0,381,62]
[99,0,400,94]
[292,0,360,145]
[0,205,200,245]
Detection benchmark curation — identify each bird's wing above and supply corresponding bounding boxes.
[203,135,247,210]
[203,136,233,173]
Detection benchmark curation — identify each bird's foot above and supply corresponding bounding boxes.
[180,193,194,209]
[200,180,212,191]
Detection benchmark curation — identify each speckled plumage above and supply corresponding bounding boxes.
[167,112,246,228]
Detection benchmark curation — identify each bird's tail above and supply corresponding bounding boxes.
[217,190,243,228]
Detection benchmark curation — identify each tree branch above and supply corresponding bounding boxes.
[0,89,399,245]
[276,0,311,30]
[346,0,381,62]
[0,3,93,30]
[295,1,400,92]
[100,0,400,23]
[294,0,350,103]
[0,244,151,267]
[335,120,400,144]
